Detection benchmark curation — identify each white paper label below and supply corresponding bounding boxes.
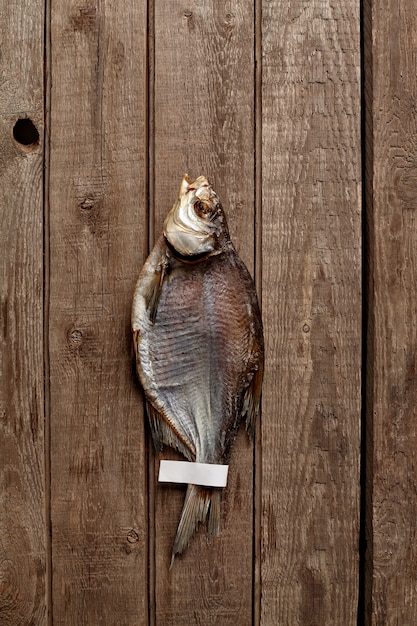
[158,460,229,487]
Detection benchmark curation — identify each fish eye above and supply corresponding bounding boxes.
[194,200,212,218]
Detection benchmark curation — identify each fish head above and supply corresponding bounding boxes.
[163,175,230,258]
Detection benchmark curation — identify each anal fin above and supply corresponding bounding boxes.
[146,401,194,461]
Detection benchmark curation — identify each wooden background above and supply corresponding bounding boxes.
[1,0,416,624]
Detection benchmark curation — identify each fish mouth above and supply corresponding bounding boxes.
[163,175,225,258]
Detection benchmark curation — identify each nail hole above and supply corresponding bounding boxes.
[13,118,40,152]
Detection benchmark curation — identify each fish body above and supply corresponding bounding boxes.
[132,175,264,560]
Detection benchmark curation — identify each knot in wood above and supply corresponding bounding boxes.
[12,118,40,152]
[127,530,139,543]
[68,329,83,344]
[79,197,95,211]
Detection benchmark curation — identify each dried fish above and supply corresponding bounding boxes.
[132,175,264,562]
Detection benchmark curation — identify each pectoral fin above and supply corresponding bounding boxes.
[145,256,169,323]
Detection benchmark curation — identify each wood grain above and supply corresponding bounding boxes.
[261,1,361,623]
[6,1,416,622]
[0,1,47,624]
[48,1,148,622]
[367,0,417,622]
[151,1,256,623]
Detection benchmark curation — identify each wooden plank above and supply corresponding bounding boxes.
[261,1,361,623]
[366,0,417,622]
[0,1,47,624]
[48,2,148,623]
[151,1,256,623]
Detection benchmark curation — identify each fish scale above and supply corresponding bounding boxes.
[132,175,264,561]
[149,261,226,461]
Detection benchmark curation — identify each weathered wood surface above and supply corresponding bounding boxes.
[261,1,362,623]
[48,1,148,623]
[151,2,257,623]
[0,1,47,624]
[5,0,417,623]
[366,0,417,622]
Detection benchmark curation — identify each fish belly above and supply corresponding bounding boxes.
[140,251,256,464]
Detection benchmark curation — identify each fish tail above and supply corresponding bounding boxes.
[171,485,221,565]
[207,488,221,537]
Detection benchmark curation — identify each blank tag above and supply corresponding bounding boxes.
[158,460,229,487]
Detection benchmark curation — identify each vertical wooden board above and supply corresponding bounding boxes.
[368,0,417,622]
[0,2,47,624]
[49,2,148,623]
[152,1,256,623]
[261,1,361,623]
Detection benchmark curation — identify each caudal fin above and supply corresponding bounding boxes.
[171,484,221,565]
